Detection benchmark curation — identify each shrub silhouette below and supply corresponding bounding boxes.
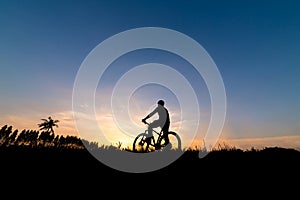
[1,124,300,156]
[1,123,299,198]
[0,124,86,149]
[1,123,300,181]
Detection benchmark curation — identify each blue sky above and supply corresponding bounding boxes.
[0,0,300,149]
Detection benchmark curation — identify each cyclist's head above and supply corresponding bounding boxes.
[157,99,165,106]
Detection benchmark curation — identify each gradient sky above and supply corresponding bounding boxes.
[0,0,299,150]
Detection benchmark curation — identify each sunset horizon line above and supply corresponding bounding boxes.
[1,121,299,152]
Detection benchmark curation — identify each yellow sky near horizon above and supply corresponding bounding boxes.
[1,112,300,151]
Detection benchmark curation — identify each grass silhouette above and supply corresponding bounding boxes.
[1,123,300,191]
[1,123,300,161]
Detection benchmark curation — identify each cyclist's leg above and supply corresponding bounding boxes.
[147,120,160,138]
[162,123,170,145]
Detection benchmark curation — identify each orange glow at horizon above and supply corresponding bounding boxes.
[2,112,300,151]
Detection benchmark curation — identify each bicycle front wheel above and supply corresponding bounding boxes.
[132,133,154,153]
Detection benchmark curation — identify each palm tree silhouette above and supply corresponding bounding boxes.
[38,116,59,135]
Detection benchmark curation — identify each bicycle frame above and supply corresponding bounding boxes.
[133,121,181,152]
[143,122,166,148]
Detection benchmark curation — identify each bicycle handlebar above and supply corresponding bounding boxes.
[142,121,149,125]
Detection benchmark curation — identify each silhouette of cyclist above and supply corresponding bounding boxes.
[142,99,170,146]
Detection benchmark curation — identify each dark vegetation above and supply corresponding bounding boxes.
[1,122,299,193]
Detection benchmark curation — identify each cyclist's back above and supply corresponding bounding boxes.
[142,99,170,145]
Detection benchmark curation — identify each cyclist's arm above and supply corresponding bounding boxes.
[143,107,158,120]
[148,107,159,118]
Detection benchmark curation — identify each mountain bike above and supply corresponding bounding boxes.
[132,122,181,152]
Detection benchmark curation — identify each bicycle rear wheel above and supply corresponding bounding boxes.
[132,133,155,152]
[164,131,182,151]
